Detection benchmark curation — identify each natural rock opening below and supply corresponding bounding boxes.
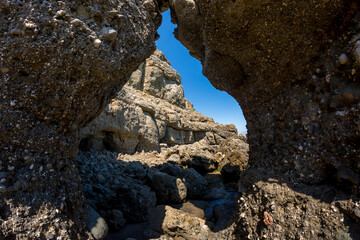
[1,0,360,239]
[77,49,248,239]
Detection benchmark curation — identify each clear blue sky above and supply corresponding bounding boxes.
[156,10,247,134]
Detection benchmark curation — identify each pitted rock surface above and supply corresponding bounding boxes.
[167,1,360,239]
[0,1,160,238]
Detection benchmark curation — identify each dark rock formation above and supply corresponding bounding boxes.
[168,0,360,239]
[0,1,161,238]
[2,0,360,239]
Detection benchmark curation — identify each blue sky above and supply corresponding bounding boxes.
[156,11,247,134]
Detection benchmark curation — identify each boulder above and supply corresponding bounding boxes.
[148,170,187,204]
[87,207,109,240]
[158,206,211,240]
[155,163,208,199]
[77,151,156,223]
[107,209,126,231]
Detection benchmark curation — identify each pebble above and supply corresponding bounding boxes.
[101,27,117,41]
[0,67,9,73]
[325,74,331,83]
[339,53,349,65]
[0,185,7,193]
[10,100,15,106]
[24,21,37,29]
[94,39,102,48]
[8,165,15,171]
[10,28,24,36]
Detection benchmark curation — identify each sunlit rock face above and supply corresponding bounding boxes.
[168,0,360,239]
[0,1,161,238]
[80,50,237,154]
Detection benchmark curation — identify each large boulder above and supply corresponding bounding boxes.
[0,0,161,237]
[77,151,157,223]
[149,205,211,240]
[147,170,187,204]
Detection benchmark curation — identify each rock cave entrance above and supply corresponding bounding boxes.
[77,9,249,240]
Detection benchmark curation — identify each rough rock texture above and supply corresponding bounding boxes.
[148,205,235,240]
[80,50,237,154]
[0,1,161,238]
[118,134,248,198]
[3,0,360,239]
[77,151,157,224]
[167,0,360,239]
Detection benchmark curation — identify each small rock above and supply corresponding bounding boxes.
[339,53,349,65]
[10,28,24,36]
[87,206,109,240]
[263,211,273,226]
[101,27,117,41]
[24,21,37,29]
[0,185,7,193]
[0,67,9,74]
[94,39,102,48]
[107,209,126,230]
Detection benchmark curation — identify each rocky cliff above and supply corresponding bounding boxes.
[80,49,237,154]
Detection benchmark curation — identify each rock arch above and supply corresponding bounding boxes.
[0,0,359,239]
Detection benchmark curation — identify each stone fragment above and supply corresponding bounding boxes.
[339,53,349,65]
[94,39,102,48]
[101,27,117,41]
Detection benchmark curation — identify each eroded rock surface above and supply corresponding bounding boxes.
[167,0,360,239]
[2,0,360,239]
[0,1,161,238]
[80,50,237,154]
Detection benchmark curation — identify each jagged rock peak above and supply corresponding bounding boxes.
[126,49,192,109]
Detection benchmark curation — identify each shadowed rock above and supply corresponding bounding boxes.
[168,0,360,239]
[0,1,161,238]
